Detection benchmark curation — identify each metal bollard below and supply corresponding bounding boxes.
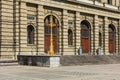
[78,47,82,55]
[97,47,101,55]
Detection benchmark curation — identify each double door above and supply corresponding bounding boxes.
[44,24,57,54]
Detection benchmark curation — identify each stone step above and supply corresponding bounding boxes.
[0,60,18,66]
[60,55,120,66]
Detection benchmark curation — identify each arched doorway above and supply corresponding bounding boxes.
[44,15,59,54]
[81,20,90,54]
[109,24,115,54]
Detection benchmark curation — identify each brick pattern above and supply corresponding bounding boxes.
[0,0,119,59]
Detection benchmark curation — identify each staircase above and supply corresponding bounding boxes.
[60,55,120,66]
[0,60,18,66]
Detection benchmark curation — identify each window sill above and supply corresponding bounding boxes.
[68,45,74,47]
[27,44,35,46]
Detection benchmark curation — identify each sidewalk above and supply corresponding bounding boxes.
[0,64,120,80]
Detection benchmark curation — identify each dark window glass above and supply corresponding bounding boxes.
[81,30,89,38]
[108,0,112,5]
[45,26,49,34]
[44,15,58,36]
[97,0,101,2]
[81,21,89,38]
[109,33,113,40]
[27,25,34,44]
[52,27,56,35]
[68,29,73,46]
[109,25,114,40]
[81,24,88,29]
[99,32,102,46]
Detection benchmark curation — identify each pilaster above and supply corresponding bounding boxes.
[37,5,44,55]
[75,12,80,55]
[90,23,94,55]
[19,2,27,55]
[62,9,68,55]
[115,21,119,55]
[93,15,99,55]
[104,17,109,55]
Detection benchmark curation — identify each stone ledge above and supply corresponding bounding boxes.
[17,55,60,67]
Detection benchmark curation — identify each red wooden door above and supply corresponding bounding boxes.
[81,38,88,53]
[109,32,114,54]
[44,24,57,54]
[44,15,59,54]
[81,27,89,54]
[44,36,57,53]
[109,40,113,53]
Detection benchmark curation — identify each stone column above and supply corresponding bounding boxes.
[104,17,109,55]
[75,12,80,55]
[93,15,99,55]
[37,5,44,55]
[19,2,27,55]
[62,9,68,55]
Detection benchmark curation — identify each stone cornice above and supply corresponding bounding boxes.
[20,0,120,19]
[67,0,120,13]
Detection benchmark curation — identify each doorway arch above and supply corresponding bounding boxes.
[81,20,90,54]
[109,24,115,54]
[44,15,59,54]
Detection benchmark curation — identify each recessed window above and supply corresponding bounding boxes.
[108,0,112,5]
[81,24,89,38]
[68,20,73,29]
[27,25,34,44]
[109,26,114,40]
[96,0,101,2]
[44,26,49,35]
[99,32,102,46]
[68,29,73,46]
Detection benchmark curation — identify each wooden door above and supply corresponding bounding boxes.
[109,31,114,54]
[109,40,113,53]
[44,24,57,54]
[44,35,57,53]
[81,27,89,54]
[81,38,88,53]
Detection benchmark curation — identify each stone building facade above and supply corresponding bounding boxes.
[0,0,120,60]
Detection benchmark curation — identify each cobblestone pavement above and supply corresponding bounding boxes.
[0,64,120,80]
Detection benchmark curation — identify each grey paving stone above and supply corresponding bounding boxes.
[0,64,120,80]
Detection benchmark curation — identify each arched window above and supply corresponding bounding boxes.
[27,25,34,44]
[108,0,112,5]
[99,32,102,47]
[68,29,73,46]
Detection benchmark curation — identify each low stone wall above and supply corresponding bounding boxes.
[17,55,60,67]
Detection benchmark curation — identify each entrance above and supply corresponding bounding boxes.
[109,24,115,54]
[81,20,90,54]
[44,15,59,54]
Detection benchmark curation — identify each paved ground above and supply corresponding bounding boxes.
[0,64,120,80]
